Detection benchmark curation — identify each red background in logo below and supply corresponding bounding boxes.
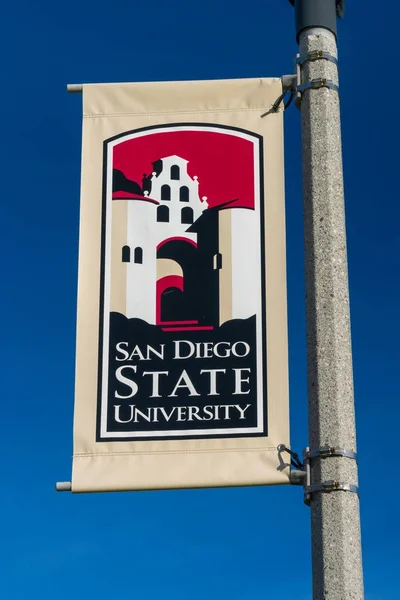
[113,129,257,209]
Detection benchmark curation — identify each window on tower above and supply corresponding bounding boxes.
[157,205,169,222]
[181,207,194,224]
[122,245,131,262]
[179,186,189,202]
[213,253,223,270]
[134,247,143,264]
[171,165,180,180]
[161,184,171,201]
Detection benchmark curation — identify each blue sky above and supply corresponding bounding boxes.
[1,1,399,598]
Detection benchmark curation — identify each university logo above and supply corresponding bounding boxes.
[97,124,267,440]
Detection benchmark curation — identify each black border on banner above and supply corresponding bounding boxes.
[96,123,267,442]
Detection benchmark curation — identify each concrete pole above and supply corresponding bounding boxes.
[290,1,364,598]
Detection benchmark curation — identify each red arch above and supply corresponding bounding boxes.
[157,236,197,251]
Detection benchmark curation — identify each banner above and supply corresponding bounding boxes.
[72,78,289,492]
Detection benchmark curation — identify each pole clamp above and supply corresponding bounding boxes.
[304,446,357,461]
[295,50,338,67]
[305,480,359,497]
[295,50,339,108]
[302,446,359,506]
[297,78,339,94]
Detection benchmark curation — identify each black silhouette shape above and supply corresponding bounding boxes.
[157,205,169,222]
[170,165,180,180]
[180,186,189,202]
[161,185,171,201]
[134,247,143,264]
[113,169,143,196]
[122,245,131,262]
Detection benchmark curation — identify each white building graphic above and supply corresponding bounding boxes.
[109,154,260,327]
[148,155,206,234]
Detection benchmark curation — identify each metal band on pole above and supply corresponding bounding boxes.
[305,481,359,496]
[304,446,357,461]
[295,50,338,66]
[297,78,339,94]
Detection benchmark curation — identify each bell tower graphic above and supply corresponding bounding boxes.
[108,128,261,331]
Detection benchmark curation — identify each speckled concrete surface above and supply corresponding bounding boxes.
[300,27,364,599]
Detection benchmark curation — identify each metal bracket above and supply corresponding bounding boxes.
[281,74,297,92]
[304,446,357,461]
[295,50,339,108]
[283,444,359,506]
[290,470,307,486]
[302,445,359,505]
[295,50,338,67]
[305,480,359,496]
[56,481,72,492]
[67,84,83,93]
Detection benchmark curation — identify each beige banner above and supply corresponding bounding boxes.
[72,78,290,492]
